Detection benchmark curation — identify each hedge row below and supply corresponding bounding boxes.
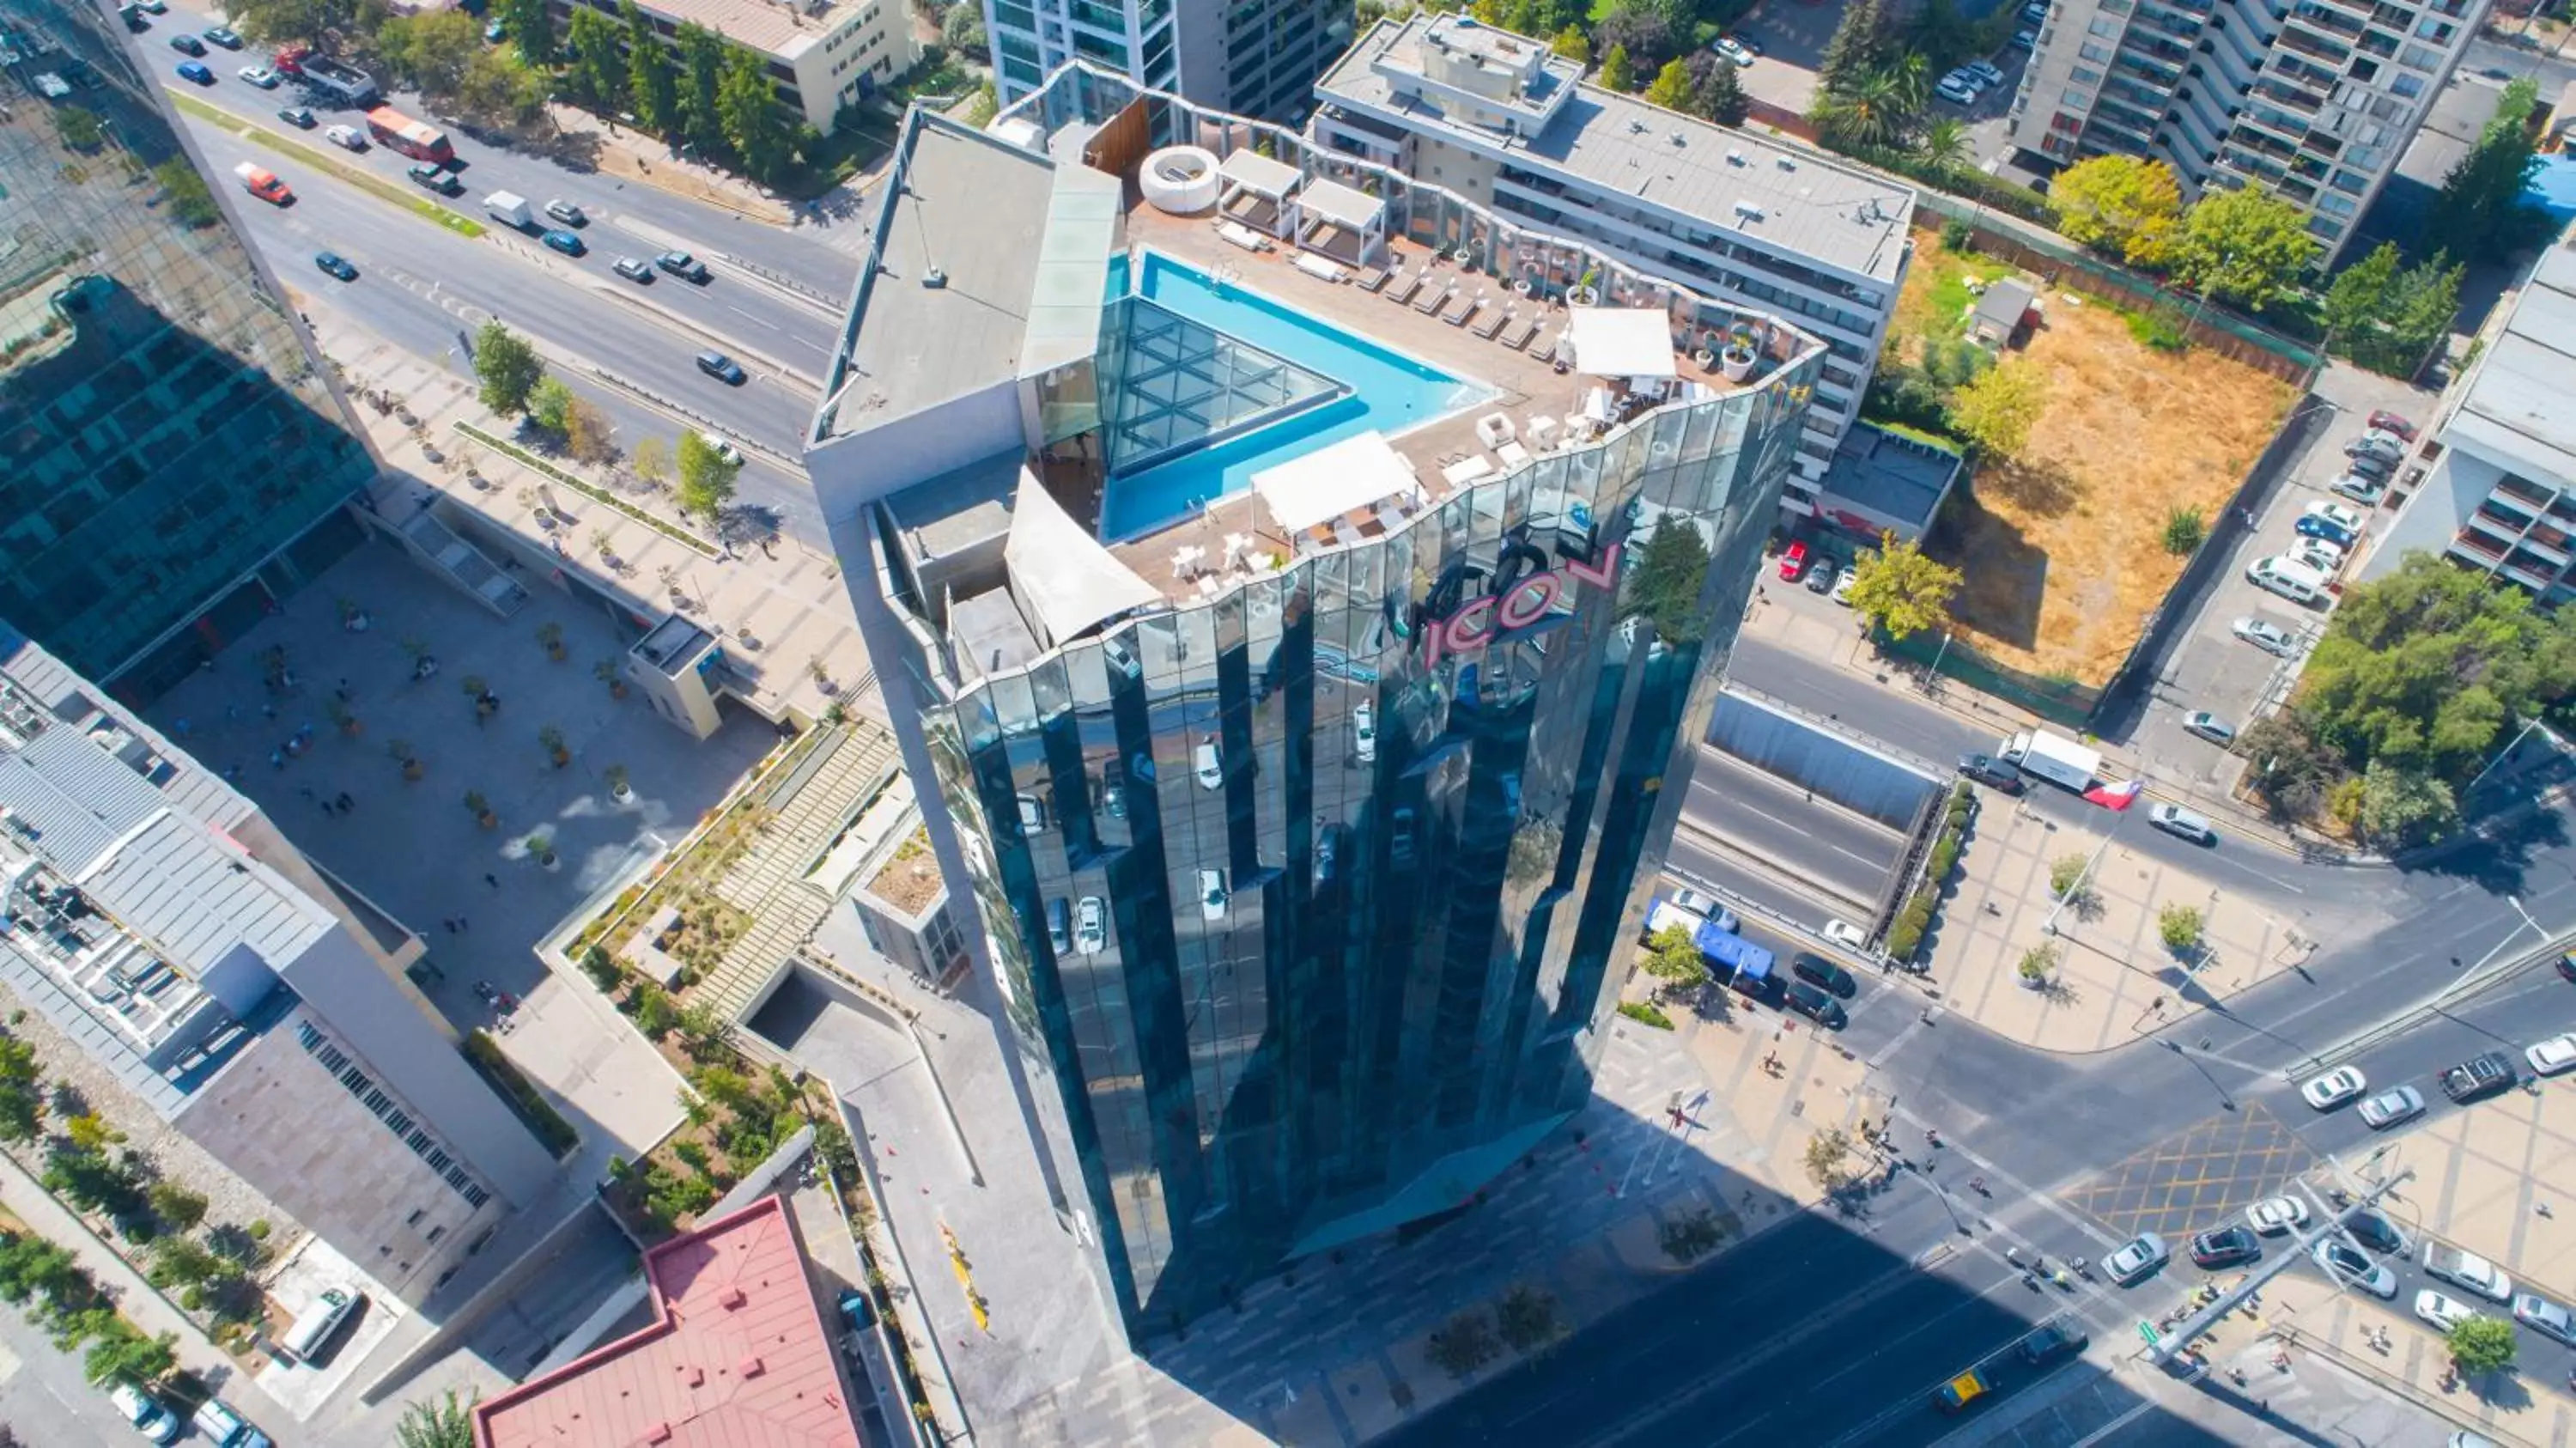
[1887,783,1976,963]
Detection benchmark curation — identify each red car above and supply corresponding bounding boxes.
[2367,410,2417,441]
[1777,540,1809,581]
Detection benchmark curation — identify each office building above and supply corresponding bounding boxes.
[2004,0,2488,260]
[0,630,557,1302]
[0,2,381,697]
[981,0,1353,122]
[547,0,920,133]
[1309,14,1914,516]
[807,66,1825,1332]
[2360,222,2576,599]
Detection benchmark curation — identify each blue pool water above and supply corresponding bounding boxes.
[1099,251,1489,540]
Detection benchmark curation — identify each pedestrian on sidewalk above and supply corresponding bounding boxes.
[336,792,353,812]
[484,873,501,890]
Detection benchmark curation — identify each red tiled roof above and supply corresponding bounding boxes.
[473,1196,861,1448]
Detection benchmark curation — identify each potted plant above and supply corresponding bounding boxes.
[537,622,566,661]
[605,764,632,804]
[526,830,559,871]
[2017,943,2057,991]
[390,739,422,782]
[807,655,835,697]
[538,725,569,768]
[461,674,488,701]
[1569,269,1601,307]
[327,699,361,738]
[592,529,617,565]
[1720,319,1760,381]
[465,790,497,830]
[336,597,370,632]
[595,659,629,701]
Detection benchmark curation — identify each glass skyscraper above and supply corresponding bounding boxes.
[0,1,378,696]
[816,72,1826,1336]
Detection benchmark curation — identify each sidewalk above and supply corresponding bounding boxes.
[541,103,796,226]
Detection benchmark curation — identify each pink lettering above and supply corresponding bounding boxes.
[1496,573,1563,630]
[1414,542,1625,666]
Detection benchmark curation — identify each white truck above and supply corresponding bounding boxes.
[483,191,534,229]
[1996,728,2100,792]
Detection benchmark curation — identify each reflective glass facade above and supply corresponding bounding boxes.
[0,2,378,691]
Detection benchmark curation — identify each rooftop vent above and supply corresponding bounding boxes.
[922,266,948,289]
[1734,199,1765,222]
[1668,130,1686,146]
[1627,117,1647,134]
[1726,148,1746,165]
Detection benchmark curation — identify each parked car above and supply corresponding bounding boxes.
[1668,887,1737,933]
[544,198,587,227]
[2183,711,2236,746]
[276,104,315,127]
[1964,58,2007,86]
[1806,559,1838,594]
[168,31,204,54]
[325,124,368,150]
[2357,1085,2424,1129]
[1353,702,1377,762]
[695,350,746,385]
[2329,472,2385,504]
[2530,1034,2576,1077]
[2233,618,2296,656]
[2247,1196,2309,1233]
[1958,753,2024,792]
[111,1384,180,1444]
[1196,868,1227,921]
[408,162,462,195]
[191,1396,273,1448]
[540,228,586,257]
[2011,28,2037,48]
[1935,73,1979,104]
[2346,1209,2409,1255]
[1832,571,1856,605]
[613,256,653,282]
[2415,1289,2476,1332]
[1073,896,1106,955]
[658,249,710,283]
[174,59,212,82]
[2348,430,2404,463]
[2190,1225,2261,1269]
[2148,802,2215,844]
[1711,35,1755,64]
[2102,1232,2170,1284]
[2016,1318,2087,1364]
[2439,1050,2517,1103]
[1777,540,1809,581]
[203,23,241,45]
[2296,514,2356,547]
[1821,918,1868,952]
[2288,538,2345,575]
[2313,1239,2397,1299]
[236,64,277,87]
[2423,1242,2512,1301]
[313,251,357,281]
[2343,447,2396,481]
[2518,1292,2576,1346]
[1785,980,1847,1029]
[2300,1066,2366,1110]
[2306,499,2366,533]
[2366,410,2417,440]
[1792,952,1857,998]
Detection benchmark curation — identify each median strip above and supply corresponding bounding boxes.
[453,421,721,558]
[166,91,484,240]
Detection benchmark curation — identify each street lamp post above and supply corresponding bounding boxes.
[2465,716,2562,797]
[2041,796,2134,936]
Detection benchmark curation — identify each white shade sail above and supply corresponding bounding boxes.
[1218,148,1301,198]
[1567,307,1676,380]
[1004,466,1163,648]
[1297,178,1383,232]
[1254,430,1418,533]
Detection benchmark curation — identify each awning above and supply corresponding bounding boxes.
[1567,307,1676,380]
[1297,178,1383,232]
[1003,466,1163,648]
[1253,430,1418,533]
[1218,148,1301,198]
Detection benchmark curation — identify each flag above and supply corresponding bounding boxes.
[2084,778,2145,811]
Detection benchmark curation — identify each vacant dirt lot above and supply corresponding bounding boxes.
[1902,234,2297,684]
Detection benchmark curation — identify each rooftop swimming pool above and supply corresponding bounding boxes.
[1098,251,1489,540]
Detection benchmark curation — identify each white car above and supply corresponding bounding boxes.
[1073,896,1106,955]
[698,431,741,465]
[2516,1292,2576,1346]
[325,123,368,151]
[2011,27,2037,47]
[2305,499,2365,533]
[2415,1289,2476,1332]
[2330,472,2385,505]
[2424,1244,2512,1301]
[2101,1232,2170,1283]
[1196,868,1227,921]
[1821,919,1868,952]
[112,1384,180,1444]
[1935,74,1979,105]
[2247,1196,2309,1233]
[2183,711,2236,746]
[1353,703,1376,763]
[1194,740,1223,790]
[2148,801,2215,844]
[1964,58,2007,87]
[2288,538,2345,575]
[2233,617,2298,656]
[2357,1085,2424,1128]
[1668,887,1739,934]
[1711,35,1754,65]
[1832,571,1856,605]
[2313,1239,2397,1299]
[2530,1035,2576,1077]
[236,64,278,87]
[2300,1066,2366,1110]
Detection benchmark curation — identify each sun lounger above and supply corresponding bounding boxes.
[1384,271,1421,306]
[1413,283,1449,316]
[1357,266,1391,293]
[1294,252,1346,283]
[1218,221,1267,252]
[1472,307,1511,340]
[1441,293,1480,327]
[1525,328,1558,359]
[1498,315,1540,351]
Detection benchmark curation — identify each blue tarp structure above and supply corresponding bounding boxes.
[1694,918,1773,983]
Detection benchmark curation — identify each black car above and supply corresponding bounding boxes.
[1805,559,1838,594]
[1785,980,1846,1030]
[2189,1225,2261,1269]
[2439,1050,2517,1104]
[120,4,149,32]
[657,249,710,283]
[2560,950,2576,983]
[1790,952,1856,999]
[695,350,746,385]
[2015,1319,2087,1365]
[2344,1209,2408,1255]
[276,105,316,128]
[167,32,204,54]
[203,24,241,46]
[313,251,357,282]
[1957,753,2024,793]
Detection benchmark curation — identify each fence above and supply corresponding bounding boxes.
[1876,624,2099,729]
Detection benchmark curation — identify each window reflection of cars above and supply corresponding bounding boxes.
[1016,793,1048,834]
[1352,703,1376,762]
[1196,869,1228,921]
[1390,807,1419,868]
[1073,897,1107,955]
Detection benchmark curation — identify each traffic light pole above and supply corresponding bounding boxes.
[2144,1148,2414,1369]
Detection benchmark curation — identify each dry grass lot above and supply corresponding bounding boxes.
[1896,233,2297,684]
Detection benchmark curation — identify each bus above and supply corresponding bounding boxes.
[364,106,452,165]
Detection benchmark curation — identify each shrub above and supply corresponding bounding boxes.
[1940,217,1975,252]
[2018,943,2058,982]
[1886,890,1936,960]
[1494,1285,1562,1353]
[1425,1309,1501,1378]
[2049,853,2090,899]
[1618,1001,1675,1030]
[1657,1207,1727,1263]
[580,945,624,993]
[2161,506,2207,556]
[2157,903,2205,955]
[1927,835,1959,882]
[2125,307,2188,352]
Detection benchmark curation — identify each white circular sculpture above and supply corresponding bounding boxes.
[1140,146,1221,216]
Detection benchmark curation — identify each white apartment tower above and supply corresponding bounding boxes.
[2004,0,2490,259]
[982,0,1355,120]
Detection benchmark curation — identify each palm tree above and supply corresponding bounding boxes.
[1917,117,1970,175]
[1820,72,1906,149]
[396,1390,477,1448]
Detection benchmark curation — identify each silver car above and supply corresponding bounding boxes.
[2101,1231,2169,1284]
[2357,1085,2424,1129]
[2516,1292,2576,1346]
[2232,618,2296,656]
[2148,802,2215,844]
[2312,1239,2397,1299]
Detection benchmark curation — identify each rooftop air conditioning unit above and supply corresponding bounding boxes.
[1727,148,1746,165]
[1627,118,1647,134]
[1734,199,1765,222]
[1669,130,1686,145]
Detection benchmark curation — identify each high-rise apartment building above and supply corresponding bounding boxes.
[2004,0,2489,259]
[0,1,380,697]
[1309,15,1914,517]
[0,630,557,1302]
[808,65,1825,1332]
[981,0,1354,121]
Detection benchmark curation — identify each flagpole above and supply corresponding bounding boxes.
[2044,775,2140,937]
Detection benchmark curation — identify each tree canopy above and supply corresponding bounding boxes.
[2050,155,2181,268]
[1599,43,1636,93]
[472,321,545,417]
[2424,77,2549,265]
[1846,532,1962,641]
[676,431,743,520]
[1643,58,1692,111]
[2172,187,2314,311]
[1638,925,1710,991]
[1947,356,2046,459]
[2321,241,2460,376]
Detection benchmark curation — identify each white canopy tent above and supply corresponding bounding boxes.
[1297,178,1382,232]
[1566,307,1677,380]
[1003,466,1163,649]
[1218,149,1302,198]
[1253,430,1419,534]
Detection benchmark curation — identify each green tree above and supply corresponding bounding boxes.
[1638,924,1710,992]
[457,47,551,131]
[2447,1313,2517,1376]
[716,48,794,185]
[152,159,219,228]
[1845,532,1961,640]
[1687,52,1747,126]
[63,1115,122,1154]
[941,3,987,51]
[2048,852,2090,900]
[1643,58,1691,110]
[501,0,556,67]
[2424,77,2548,265]
[675,1001,732,1057]
[2321,240,2402,341]
[1625,517,1710,643]
[630,435,672,491]
[1915,116,1970,176]
[1494,1285,1563,1353]
[624,1,679,132]
[396,1389,480,1448]
[2157,903,2204,955]
[562,7,627,109]
[1599,43,1635,93]
[1425,1309,1500,1378]
[1804,1127,1856,1189]
[2161,505,2205,556]
[473,321,546,416]
[56,106,105,151]
[374,11,482,100]
[1550,24,1589,63]
[1947,356,2046,459]
[222,0,367,43]
[2018,942,2057,983]
[2356,760,2458,847]
[2172,187,2314,311]
[674,24,729,157]
[0,1033,44,1145]
[676,430,742,519]
[1817,0,1893,94]
[145,1181,207,1234]
[1813,69,1911,149]
[2049,155,2181,267]
[82,1324,175,1388]
[526,376,576,435]
[147,1235,223,1289]
[2325,246,2466,375]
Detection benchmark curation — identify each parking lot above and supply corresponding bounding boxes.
[1728,0,2040,173]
